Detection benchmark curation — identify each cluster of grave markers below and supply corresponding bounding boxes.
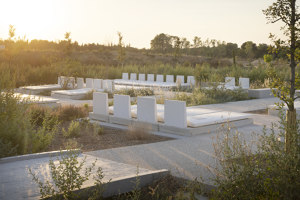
[91,92,188,129]
[224,77,250,89]
[120,73,196,85]
[58,76,114,92]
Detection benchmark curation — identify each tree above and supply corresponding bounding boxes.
[263,0,300,152]
[192,36,202,48]
[117,32,126,67]
[241,41,258,59]
[150,33,172,53]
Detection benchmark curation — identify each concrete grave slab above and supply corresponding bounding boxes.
[110,95,131,125]
[187,76,195,85]
[156,74,164,82]
[137,97,157,124]
[89,92,109,122]
[147,74,155,82]
[248,88,274,99]
[166,75,174,83]
[94,79,102,90]
[138,74,145,81]
[239,77,250,89]
[103,80,113,92]
[130,73,137,80]
[164,100,187,128]
[225,77,235,87]
[77,78,84,89]
[51,88,94,100]
[86,78,94,88]
[122,73,129,80]
[176,75,185,84]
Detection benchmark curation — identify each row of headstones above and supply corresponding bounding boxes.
[121,73,195,85]
[225,77,250,89]
[58,76,114,91]
[93,92,187,128]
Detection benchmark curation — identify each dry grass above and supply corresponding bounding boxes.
[125,125,157,140]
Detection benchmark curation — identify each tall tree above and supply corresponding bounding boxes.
[263,0,300,152]
[150,33,172,53]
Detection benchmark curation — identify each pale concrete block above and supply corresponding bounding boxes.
[164,100,187,128]
[94,79,102,89]
[60,76,66,86]
[176,75,185,84]
[147,74,154,82]
[156,74,164,82]
[58,77,61,85]
[86,78,94,88]
[93,92,108,115]
[248,88,274,98]
[166,75,174,83]
[137,97,157,123]
[122,73,129,80]
[239,77,250,89]
[138,74,145,81]
[113,94,131,119]
[102,80,113,92]
[130,73,137,80]
[77,78,84,89]
[187,76,195,85]
[225,77,235,87]
[68,77,76,88]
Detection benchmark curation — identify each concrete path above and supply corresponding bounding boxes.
[0,153,167,200]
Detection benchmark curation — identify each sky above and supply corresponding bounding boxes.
[0,0,288,49]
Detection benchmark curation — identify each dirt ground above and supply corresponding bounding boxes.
[47,122,172,152]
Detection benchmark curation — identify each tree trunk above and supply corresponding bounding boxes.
[285,109,297,153]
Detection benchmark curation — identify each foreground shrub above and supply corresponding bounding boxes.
[63,121,81,138]
[29,150,104,200]
[55,105,88,122]
[211,112,300,199]
[114,88,154,97]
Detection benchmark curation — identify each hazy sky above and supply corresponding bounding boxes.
[0,0,287,48]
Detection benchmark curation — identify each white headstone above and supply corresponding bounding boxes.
[86,78,94,88]
[156,74,164,82]
[94,79,102,89]
[77,78,84,89]
[166,75,174,83]
[187,76,196,85]
[138,74,145,81]
[114,95,131,119]
[225,77,235,87]
[103,80,113,92]
[137,97,157,123]
[164,100,187,128]
[239,78,250,89]
[130,73,137,80]
[60,76,66,86]
[93,92,108,115]
[147,74,155,82]
[176,75,185,84]
[68,77,76,88]
[58,77,61,85]
[122,73,129,80]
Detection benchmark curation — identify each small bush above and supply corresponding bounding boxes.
[55,105,88,122]
[63,121,81,138]
[115,88,154,97]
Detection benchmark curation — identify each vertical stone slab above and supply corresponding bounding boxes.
[166,75,174,83]
[137,97,157,123]
[239,77,250,89]
[93,92,108,115]
[138,74,145,81]
[164,100,187,128]
[103,80,113,92]
[225,77,235,87]
[77,78,84,89]
[60,76,66,86]
[187,76,195,85]
[130,73,137,80]
[68,77,76,88]
[58,77,61,85]
[122,73,129,80]
[114,95,131,119]
[147,74,154,82]
[156,74,164,82]
[86,78,94,88]
[176,75,185,84]
[94,79,102,89]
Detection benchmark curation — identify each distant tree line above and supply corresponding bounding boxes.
[150,33,270,60]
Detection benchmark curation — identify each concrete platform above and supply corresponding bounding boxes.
[51,88,101,100]
[19,84,62,95]
[13,93,59,107]
[248,88,275,99]
[0,151,168,200]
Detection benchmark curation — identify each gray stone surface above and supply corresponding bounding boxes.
[248,88,274,99]
[0,153,167,200]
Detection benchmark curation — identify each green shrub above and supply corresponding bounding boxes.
[63,121,81,138]
[211,111,300,199]
[29,150,104,200]
[114,88,154,97]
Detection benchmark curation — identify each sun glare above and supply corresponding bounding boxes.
[2,0,57,40]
